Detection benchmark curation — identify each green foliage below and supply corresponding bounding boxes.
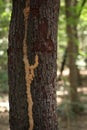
[57,1,67,67]
[0,70,8,92]
[0,0,11,92]
[58,0,87,69]
[0,1,11,37]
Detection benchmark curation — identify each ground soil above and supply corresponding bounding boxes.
[57,69,87,130]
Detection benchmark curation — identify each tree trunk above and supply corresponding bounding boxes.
[8,0,60,130]
[65,0,80,112]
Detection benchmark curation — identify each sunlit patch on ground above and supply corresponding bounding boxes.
[0,93,9,130]
[0,102,9,112]
[0,94,9,112]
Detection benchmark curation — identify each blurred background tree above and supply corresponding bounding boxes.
[65,0,87,113]
[58,0,87,73]
[57,0,87,114]
[57,1,87,129]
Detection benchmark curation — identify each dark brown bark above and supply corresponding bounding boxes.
[8,0,60,130]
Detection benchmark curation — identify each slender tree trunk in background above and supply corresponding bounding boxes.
[73,25,82,86]
[8,0,60,130]
[65,0,80,112]
[67,25,79,105]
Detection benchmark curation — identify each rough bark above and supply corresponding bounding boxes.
[8,0,60,130]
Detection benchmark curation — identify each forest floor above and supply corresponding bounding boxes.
[0,93,9,130]
[57,69,87,130]
[0,69,87,130]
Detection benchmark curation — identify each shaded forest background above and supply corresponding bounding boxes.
[0,0,87,130]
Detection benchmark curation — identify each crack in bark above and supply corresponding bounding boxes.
[23,1,39,130]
